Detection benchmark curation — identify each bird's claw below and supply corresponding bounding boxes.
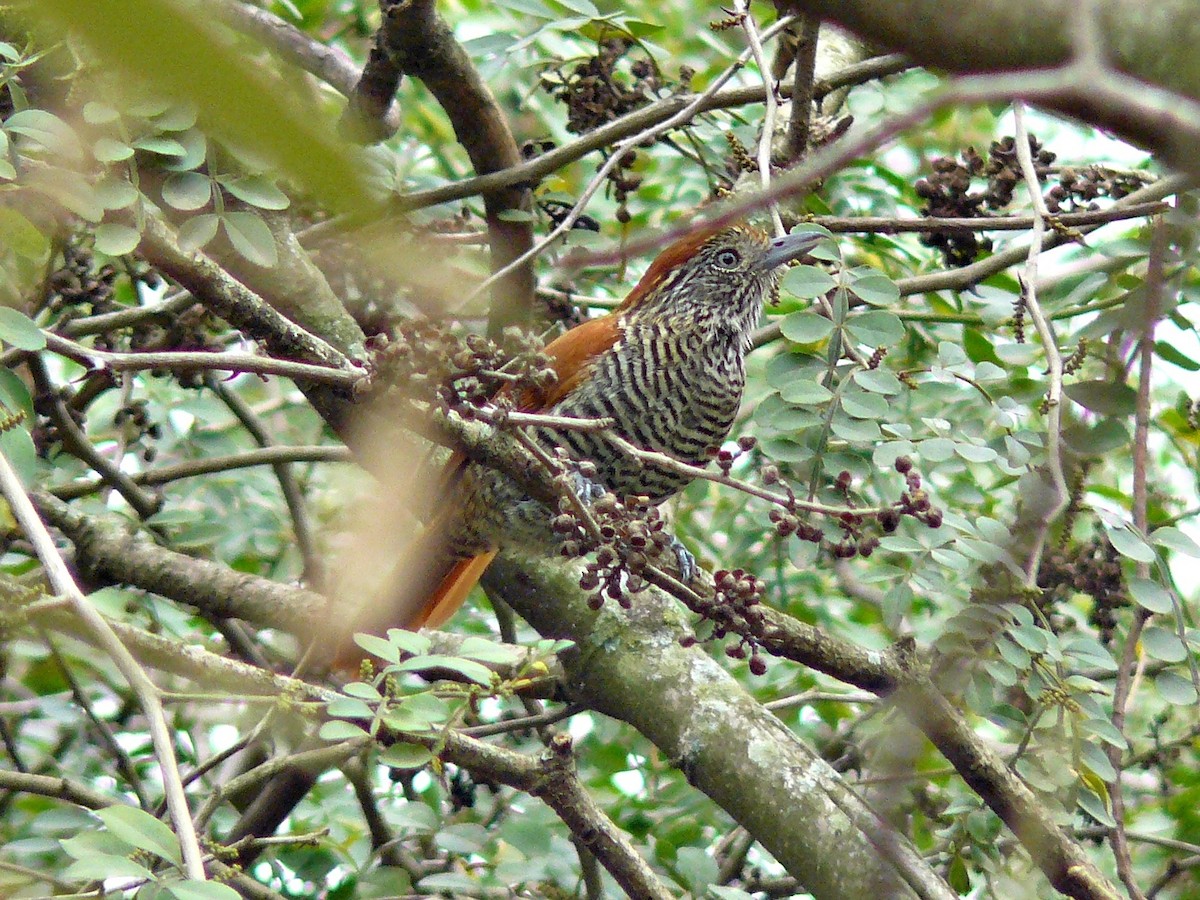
[669,535,697,583]
[569,471,607,505]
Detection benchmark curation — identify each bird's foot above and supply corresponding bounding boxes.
[568,470,607,505]
[668,535,697,583]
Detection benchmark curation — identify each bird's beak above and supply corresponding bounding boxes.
[761,230,824,270]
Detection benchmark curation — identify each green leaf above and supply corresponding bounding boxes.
[918,437,955,462]
[94,176,140,210]
[93,136,135,162]
[1062,419,1129,456]
[28,167,103,221]
[1076,784,1116,828]
[781,265,836,299]
[0,307,46,351]
[1102,521,1155,562]
[166,880,243,900]
[97,805,183,865]
[83,101,121,125]
[177,214,220,251]
[380,742,434,770]
[1155,670,1199,705]
[1151,526,1200,557]
[778,380,832,406]
[674,845,719,895]
[1063,380,1137,417]
[1142,627,1187,662]
[341,681,383,700]
[133,135,187,157]
[326,697,374,719]
[1127,577,1173,613]
[63,852,155,881]
[318,719,369,740]
[353,632,402,663]
[853,368,903,395]
[95,223,142,256]
[385,628,433,656]
[1154,340,1200,370]
[0,207,49,262]
[457,636,521,664]
[840,391,888,419]
[779,311,833,343]
[829,415,881,442]
[849,272,899,306]
[5,108,82,158]
[154,103,200,131]
[994,343,1038,366]
[221,212,277,267]
[162,172,213,211]
[219,175,290,210]
[394,655,494,686]
[955,442,998,463]
[844,310,905,347]
[61,830,132,859]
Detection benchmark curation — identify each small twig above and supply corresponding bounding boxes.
[736,0,785,235]
[459,704,578,738]
[606,433,887,517]
[1010,102,1068,586]
[50,444,352,500]
[26,355,162,519]
[43,332,363,388]
[1106,214,1168,900]
[0,452,207,879]
[785,16,822,160]
[58,291,197,339]
[472,406,616,433]
[43,636,154,809]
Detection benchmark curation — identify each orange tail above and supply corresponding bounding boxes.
[407,549,499,630]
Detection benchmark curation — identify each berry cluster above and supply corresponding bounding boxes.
[1045,165,1146,213]
[542,39,663,224]
[46,242,119,326]
[682,568,770,675]
[368,322,555,413]
[915,135,1055,267]
[558,486,678,610]
[542,39,659,136]
[1037,535,1129,645]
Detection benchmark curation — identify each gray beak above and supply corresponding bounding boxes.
[761,230,824,270]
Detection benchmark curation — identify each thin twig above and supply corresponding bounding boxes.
[1012,101,1068,586]
[50,445,352,500]
[0,452,207,879]
[736,0,785,235]
[42,331,363,388]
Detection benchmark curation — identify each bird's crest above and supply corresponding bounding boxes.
[617,222,731,314]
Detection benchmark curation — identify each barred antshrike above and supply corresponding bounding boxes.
[230,222,820,852]
[401,222,821,631]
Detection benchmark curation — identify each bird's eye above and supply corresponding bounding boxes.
[714,248,741,269]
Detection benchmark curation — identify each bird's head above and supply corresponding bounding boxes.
[618,224,822,327]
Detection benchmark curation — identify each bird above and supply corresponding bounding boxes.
[229,221,821,853]
[358,221,823,639]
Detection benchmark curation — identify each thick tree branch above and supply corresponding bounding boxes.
[786,0,1200,171]
[371,0,534,333]
[32,491,328,635]
[484,554,952,900]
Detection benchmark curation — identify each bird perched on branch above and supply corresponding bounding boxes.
[231,221,821,852]
[350,222,823,641]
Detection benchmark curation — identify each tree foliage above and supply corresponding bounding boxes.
[1,0,1199,898]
